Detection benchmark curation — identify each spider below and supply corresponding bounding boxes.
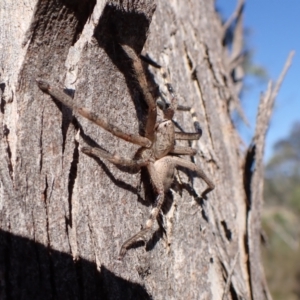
[36,44,215,259]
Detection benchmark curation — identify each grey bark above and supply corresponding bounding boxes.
[0,0,283,299]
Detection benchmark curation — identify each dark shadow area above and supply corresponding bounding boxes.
[42,95,146,207]
[84,154,147,206]
[146,227,164,253]
[220,220,232,241]
[229,283,240,300]
[21,0,96,93]
[0,82,6,114]
[145,190,173,252]
[0,229,152,300]
[94,3,151,52]
[25,0,96,47]
[61,87,76,153]
[93,3,155,136]
[179,180,210,223]
[64,0,97,45]
[243,143,256,209]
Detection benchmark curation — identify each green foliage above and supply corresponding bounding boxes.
[263,122,300,300]
[262,243,300,300]
[290,186,300,214]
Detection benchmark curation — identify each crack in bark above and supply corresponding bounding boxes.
[61,88,75,154]
[220,220,232,241]
[43,175,49,245]
[42,175,55,297]
[243,143,256,209]
[39,108,44,173]
[67,139,79,228]
[0,83,6,114]
[3,125,13,180]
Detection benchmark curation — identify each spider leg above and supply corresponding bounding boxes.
[159,71,202,139]
[173,103,203,141]
[158,67,178,120]
[175,131,201,141]
[177,105,202,136]
[121,45,157,142]
[170,156,215,198]
[157,67,203,140]
[118,162,164,259]
[139,54,202,139]
[139,56,178,120]
[36,79,151,148]
[81,146,150,167]
[169,145,197,156]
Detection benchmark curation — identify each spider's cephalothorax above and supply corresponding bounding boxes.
[152,120,174,159]
[36,44,214,259]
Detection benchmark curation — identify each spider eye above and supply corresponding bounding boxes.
[157,99,170,111]
[157,99,165,110]
[166,83,174,94]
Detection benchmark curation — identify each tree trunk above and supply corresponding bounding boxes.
[0,0,274,299]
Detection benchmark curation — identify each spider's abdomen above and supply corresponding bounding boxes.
[154,157,175,190]
[153,120,175,159]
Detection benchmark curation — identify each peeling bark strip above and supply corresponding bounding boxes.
[0,0,292,299]
[246,52,294,300]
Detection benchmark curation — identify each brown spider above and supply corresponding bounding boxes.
[36,44,214,259]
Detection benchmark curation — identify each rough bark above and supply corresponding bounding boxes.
[0,0,288,299]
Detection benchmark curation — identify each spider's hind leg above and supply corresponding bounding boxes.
[81,146,149,168]
[170,156,214,198]
[118,162,165,259]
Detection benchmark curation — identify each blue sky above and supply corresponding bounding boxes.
[217,1,300,161]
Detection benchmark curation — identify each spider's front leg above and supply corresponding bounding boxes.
[36,79,151,148]
[118,162,165,260]
[143,60,203,141]
[121,45,157,142]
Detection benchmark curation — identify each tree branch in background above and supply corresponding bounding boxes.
[246,51,294,300]
[222,0,245,38]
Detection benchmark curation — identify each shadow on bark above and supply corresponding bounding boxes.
[0,229,152,300]
[93,3,156,137]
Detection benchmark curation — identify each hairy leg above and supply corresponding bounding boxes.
[170,156,215,198]
[177,104,202,136]
[139,53,202,140]
[169,145,197,156]
[159,67,178,120]
[36,79,151,148]
[81,146,149,168]
[173,102,203,141]
[121,45,157,142]
[119,162,164,259]
[175,131,201,141]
